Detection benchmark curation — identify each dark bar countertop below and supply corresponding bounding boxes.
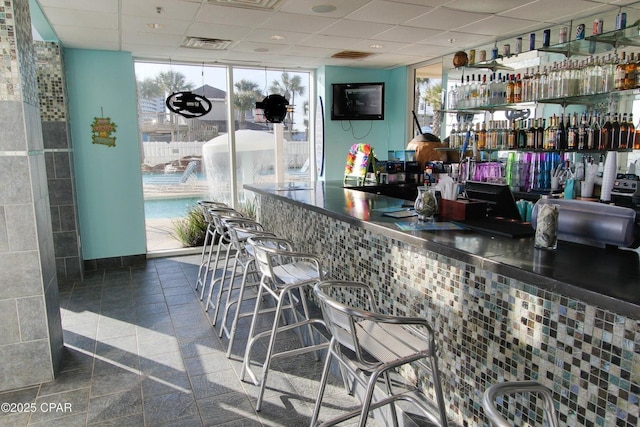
[246,181,640,319]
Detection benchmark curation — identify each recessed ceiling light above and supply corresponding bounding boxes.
[369,44,384,49]
[270,35,285,40]
[147,23,163,29]
[311,4,336,13]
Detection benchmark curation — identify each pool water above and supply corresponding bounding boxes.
[144,197,201,219]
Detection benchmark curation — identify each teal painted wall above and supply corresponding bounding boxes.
[29,0,58,41]
[64,49,146,260]
[318,66,409,181]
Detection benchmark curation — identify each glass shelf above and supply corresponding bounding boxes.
[539,26,640,57]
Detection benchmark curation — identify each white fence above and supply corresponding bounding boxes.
[142,139,309,168]
[142,141,207,166]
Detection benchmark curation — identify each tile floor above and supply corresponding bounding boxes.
[0,255,373,427]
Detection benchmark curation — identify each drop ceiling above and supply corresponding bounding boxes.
[35,0,640,70]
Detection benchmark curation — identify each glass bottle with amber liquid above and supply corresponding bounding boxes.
[506,75,515,104]
[544,114,557,151]
[615,52,627,90]
[611,113,621,149]
[600,113,613,150]
[627,113,635,148]
[634,113,640,149]
[477,121,487,150]
[588,111,600,150]
[507,120,516,149]
[619,113,629,150]
[527,119,536,149]
[566,112,579,150]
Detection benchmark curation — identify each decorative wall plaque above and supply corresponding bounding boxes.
[91,117,117,147]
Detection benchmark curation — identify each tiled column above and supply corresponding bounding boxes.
[0,0,63,391]
[35,41,83,281]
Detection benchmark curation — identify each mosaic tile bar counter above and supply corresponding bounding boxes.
[249,188,640,427]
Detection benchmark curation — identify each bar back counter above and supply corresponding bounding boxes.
[246,181,640,427]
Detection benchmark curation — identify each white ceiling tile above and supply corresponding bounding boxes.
[344,0,434,25]
[319,20,395,39]
[121,0,201,21]
[120,15,191,36]
[370,26,442,43]
[186,22,254,41]
[259,12,336,33]
[298,33,365,49]
[54,26,119,49]
[121,32,184,47]
[195,4,274,26]
[405,8,490,31]
[445,0,535,14]
[279,0,371,17]
[282,45,337,57]
[245,28,312,44]
[500,0,613,23]
[38,0,118,13]
[456,15,540,37]
[40,8,118,29]
[232,41,290,53]
[397,43,459,58]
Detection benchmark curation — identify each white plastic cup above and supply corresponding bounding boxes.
[581,180,594,198]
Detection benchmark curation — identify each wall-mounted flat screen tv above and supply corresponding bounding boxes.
[331,82,384,121]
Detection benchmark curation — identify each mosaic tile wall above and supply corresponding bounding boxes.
[255,194,640,427]
[34,40,82,280]
[0,0,38,105]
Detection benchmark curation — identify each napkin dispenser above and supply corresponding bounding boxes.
[531,199,638,248]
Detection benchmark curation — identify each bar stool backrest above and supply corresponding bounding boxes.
[210,209,244,238]
[198,202,228,222]
[247,236,294,282]
[222,218,270,252]
[482,381,559,427]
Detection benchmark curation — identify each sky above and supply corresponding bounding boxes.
[134,61,311,131]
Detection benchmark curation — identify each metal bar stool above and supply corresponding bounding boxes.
[195,201,228,293]
[241,236,329,412]
[482,381,559,427]
[200,208,244,308]
[213,218,275,353]
[311,280,448,427]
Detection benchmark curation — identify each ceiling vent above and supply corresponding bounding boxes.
[331,50,375,60]
[206,0,286,10]
[182,37,232,50]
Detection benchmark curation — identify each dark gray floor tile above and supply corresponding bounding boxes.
[197,391,256,426]
[139,350,185,375]
[189,369,246,399]
[29,413,88,427]
[132,292,166,306]
[92,353,140,377]
[137,332,181,358]
[58,346,95,372]
[38,366,92,396]
[29,388,90,425]
[143,391,198,425]
[211,416,262,427]
[141,371,192,398]
[163,285,196,297]
[95,335,138,358]
[184,352,235,377]
[135,302,169,317]
[177,334,222,360]
[86,413,144,427]
[86,388,143,424]
[150,414,204,427]
[90,370,142,397]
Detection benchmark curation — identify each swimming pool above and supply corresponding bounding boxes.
[144,197,201,219]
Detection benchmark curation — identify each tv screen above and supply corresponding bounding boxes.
[464,181,522,220]
[331,82,384,121]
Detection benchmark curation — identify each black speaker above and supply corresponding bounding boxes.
[256,94,289,123]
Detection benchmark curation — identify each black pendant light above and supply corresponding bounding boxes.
[255,94,289,123]
[166,91,212,118]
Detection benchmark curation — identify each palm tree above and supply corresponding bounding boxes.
[422,82,443,136]
[234,79,263,129]
[269,72,305,139]
[414,77,430,134]
[138,77,162,99]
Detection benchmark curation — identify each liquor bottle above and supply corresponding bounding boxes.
[514,73,523,103]
[611,113,621,149]
[600,113,612,150]
[507,120,516,149]
[539,66,549,99]
[506,74,515,103]
[589,111,600,150]
[469,74,479,107]
[545,114,557,151]
[578,112,588,150]
[536,118,545,150]
[619,112,629,149]
[487,120,496,149]
[527,119,536,149]
[556,113,567,150]
[634,114,640,149]
[615,52,627,90]
[479,74,489,106]
[567,112,578,150]
[477,120,487,150]
[518,119,527,148]
[522,68,531,102]
[625,53,637,90]
[627,113,635,148]
[531,66,541,101]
